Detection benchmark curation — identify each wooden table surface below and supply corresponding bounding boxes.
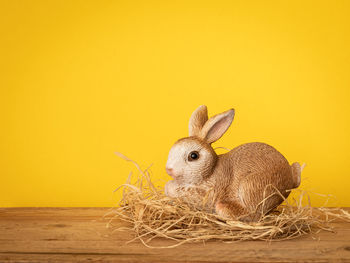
[0,208,349,263]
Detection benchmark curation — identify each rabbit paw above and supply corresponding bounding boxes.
[215,201,248,220]
[215,202,230,218]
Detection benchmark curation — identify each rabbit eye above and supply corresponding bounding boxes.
[188,151,199,161]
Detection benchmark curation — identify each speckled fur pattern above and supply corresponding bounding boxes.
[165,105,301,222]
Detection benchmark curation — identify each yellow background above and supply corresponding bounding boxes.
[1,0,349,207]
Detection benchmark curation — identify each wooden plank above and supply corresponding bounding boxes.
[0,208,349,262]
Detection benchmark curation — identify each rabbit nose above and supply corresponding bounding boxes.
[166,167,174,176]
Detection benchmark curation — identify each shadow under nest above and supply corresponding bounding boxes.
[104,152,350,248]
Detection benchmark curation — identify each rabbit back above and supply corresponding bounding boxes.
[215,142,300,215]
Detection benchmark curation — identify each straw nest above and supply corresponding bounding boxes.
[105,152,350,248]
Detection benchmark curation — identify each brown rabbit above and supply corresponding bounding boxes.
[165,105,301,221]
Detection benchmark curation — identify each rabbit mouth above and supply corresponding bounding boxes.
[165,167,185,182]
[172,174,184,182]
[166,168,181,179]
[171,174,182,180]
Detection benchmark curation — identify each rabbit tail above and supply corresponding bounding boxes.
[291,162,304,188]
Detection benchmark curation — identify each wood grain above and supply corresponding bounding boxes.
[0,208,349,262]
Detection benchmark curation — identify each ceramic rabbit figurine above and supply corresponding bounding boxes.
[164,105,301,221]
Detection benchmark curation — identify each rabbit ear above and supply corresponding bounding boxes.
[189,105,208,137]
[199,109,235,144]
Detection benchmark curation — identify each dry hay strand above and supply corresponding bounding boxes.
[105,152,350,248]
